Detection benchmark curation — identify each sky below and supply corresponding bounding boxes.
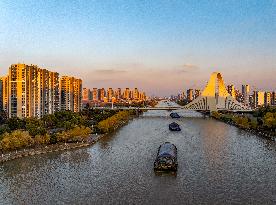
[0,0,275,96]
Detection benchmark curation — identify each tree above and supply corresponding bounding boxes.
[7,117,25,131]
[0,130,34,152]
[0,110,7,124]
[263,112,276,131]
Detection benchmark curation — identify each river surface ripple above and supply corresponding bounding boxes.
[0,102,276,204]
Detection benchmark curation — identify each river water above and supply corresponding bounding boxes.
[0,102,276,205]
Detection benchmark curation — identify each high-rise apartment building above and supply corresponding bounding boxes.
[81,87,147,103]
[82,88,90,102]
[194,89,201,99]
[129,90,133,100]
[253,91,265,108]
[0,77,3,111]
[187,89,193,102]
[264,92,271,106]
[107,88,114,101]
[1,64,81,118]
[227,85,236,99]
[73,78,82,112]
[92,88,98,101]
[133,88,139,100]
[242,84,250,105]
[88,89,93,101]
[1,76,9,113]
[99,88,105,101]
[272,92,276,105]
[115,88,122,100]
[124,88,130,100]
[5,64,61,118]
[8,64,39,118]
[60,76,82,112]
[49,72,60,114]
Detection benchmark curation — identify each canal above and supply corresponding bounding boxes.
[0,102,276,204]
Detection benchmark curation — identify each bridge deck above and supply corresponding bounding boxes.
[92,107,253,112]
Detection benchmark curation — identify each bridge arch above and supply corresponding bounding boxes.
[183,72,250,111]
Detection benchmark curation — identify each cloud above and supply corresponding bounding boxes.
[94,69,127,74]
[173,63,200,73]
[182,63,199,70]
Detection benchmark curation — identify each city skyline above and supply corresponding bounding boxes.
[1,1,275,95]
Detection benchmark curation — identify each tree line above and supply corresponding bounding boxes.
[211,106,276,133]
[0,109,135,153]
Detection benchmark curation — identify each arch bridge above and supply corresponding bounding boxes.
[182,72,251,112]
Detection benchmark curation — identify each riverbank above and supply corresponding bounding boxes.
[0,110,138,164]
[210,112,276,141]
[0,134,106,163]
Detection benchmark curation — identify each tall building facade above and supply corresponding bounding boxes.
[253,91,265,108]
[8,64,38,118]
[133,88,139,100]
[60,76,82,112]
[82,88,90,102]
[92,88,98,101]
[0,77,3,111]
[107,88,114,101]
[49,72,60,114]
[264,92,271,106]
[1,76,9,113]
[272,92,276,105]
[227,85,236,98]
[85,87,147,103]
[88,89,93,101]
[115,88,122,100]
[0,63,81,118]
[194,89,201,99]
[99,88,105,101]
[7,64,61,118]
[187,89,193,102]
[123,88,130,100]
[242,84,250,105]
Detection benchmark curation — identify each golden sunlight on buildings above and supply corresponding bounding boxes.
[0,63,82,118]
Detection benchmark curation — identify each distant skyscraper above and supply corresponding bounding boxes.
[115,88,122,100]
[82,88,90,105]
[88,89,93,101]
[99,88,105,101]
[227,85,236,99]
[272,92,276,105]
[129,90,133,99]
[133,88,139,100]
[242,84,250,105]
[187,89,193,102]
[253,91,265,108]
[264,92,271,106]
[80,87,147,103]
[107,88,114,101]
[194,89,201,99]
[92,88,98,101]
[124,88,130,100]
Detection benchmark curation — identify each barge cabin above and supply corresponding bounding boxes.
[154,142,178,171]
